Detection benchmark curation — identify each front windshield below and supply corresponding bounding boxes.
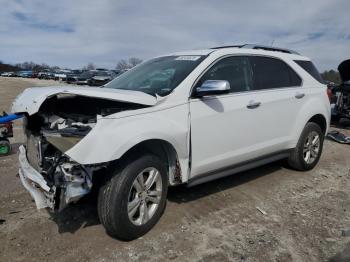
[104,55,206,96]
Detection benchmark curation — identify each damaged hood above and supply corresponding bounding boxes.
[338,59,350,83]
[11,86,157,115]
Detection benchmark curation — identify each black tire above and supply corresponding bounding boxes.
[0,139,11,156]
[98,154,168,240]
[288,122,324,171]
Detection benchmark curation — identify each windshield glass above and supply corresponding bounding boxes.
[104,55,206,96]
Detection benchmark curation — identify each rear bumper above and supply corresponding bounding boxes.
[18,145,55,209]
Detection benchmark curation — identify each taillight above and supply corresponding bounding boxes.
[327,88,332,102]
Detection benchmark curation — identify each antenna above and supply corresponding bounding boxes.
[271,40,275,47]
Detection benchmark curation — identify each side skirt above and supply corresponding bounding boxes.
[187,150,292,187]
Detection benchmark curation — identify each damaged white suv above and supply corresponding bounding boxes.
[12,45,330,240]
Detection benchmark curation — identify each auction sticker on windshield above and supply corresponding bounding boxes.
[175,56,201,61]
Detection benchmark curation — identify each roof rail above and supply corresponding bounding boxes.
[210,45,244,49]
[210,44,300,55]
[241,44,300,55]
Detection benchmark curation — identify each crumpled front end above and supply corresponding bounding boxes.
[19,142,96,210]
[14,91,149,211]
[18,107,102,210]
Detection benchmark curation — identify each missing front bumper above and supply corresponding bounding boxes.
[18,145,95,211]
[18,145,55,209]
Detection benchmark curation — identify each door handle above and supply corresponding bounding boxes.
[295,93,305,99]
[247,101,261,109]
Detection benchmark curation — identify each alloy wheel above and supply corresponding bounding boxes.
[127,167,162,226]
[303,131,320,164]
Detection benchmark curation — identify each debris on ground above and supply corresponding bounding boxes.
[256,207,267,215]
[341,229,350,237]
[327,130,350,144]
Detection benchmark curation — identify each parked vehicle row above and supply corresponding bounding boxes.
[66,69,120,86]
[1,69,122,86]
[1,71,38,78]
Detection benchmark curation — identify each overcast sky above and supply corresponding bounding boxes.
[0,0,349,71]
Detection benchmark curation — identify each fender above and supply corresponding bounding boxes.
[65,104,190,175]
[290,88,330,147]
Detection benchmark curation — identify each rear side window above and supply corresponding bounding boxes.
[294,60,324,84]
[250,56,302,90]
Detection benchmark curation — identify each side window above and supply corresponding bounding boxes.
[197,56,253,93]
[250,56,302,90]
[294,60,324,84]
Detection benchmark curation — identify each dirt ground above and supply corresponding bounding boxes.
[0,77,349,262]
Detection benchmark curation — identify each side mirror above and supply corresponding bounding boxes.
[196,80,230,97]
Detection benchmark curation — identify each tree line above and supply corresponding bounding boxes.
[320,70,341,84]
[0,57,143,73]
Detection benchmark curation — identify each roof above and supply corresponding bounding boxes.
[166,44,309,60]
[211,44,300,55]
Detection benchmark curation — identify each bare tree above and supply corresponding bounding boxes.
[128,57,143,67]
[115,59,130,71]
[84,63,95,70]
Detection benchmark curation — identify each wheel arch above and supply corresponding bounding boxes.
[307,114,327,135]
[119,139,184,186]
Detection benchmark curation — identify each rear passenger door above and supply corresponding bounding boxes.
[247,56,303,151]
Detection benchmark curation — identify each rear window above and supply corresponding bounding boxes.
[294,60,324,84]
[250,56,302,90]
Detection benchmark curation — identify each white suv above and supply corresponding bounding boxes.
[12,45,330,240]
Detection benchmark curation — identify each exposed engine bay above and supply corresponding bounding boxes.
[24,94,146,210]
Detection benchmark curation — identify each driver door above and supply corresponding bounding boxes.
[190,56,259,177]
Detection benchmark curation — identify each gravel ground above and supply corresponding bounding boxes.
[0,77,349,262]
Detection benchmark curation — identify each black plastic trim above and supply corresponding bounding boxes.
[187,150,292,187]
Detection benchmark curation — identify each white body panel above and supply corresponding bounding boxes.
[65,103,191,181]
[12,47,330,184]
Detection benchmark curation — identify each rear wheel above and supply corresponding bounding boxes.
[288,122,324,171]
[98,154,168,240]
[0,139,11,156]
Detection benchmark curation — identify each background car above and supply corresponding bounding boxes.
[88,70,118,86]
[18,71,34,78]
[65,69,85,84]
[1,72,15,77]
[54,70,71,81]
[74,70,96,85]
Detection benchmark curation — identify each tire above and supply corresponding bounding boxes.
[288,122,324,171]
[98,154,168,240]
[0,139,11,156]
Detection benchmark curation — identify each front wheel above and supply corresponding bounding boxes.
[288,122,324,171]
[98,154,168,240]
